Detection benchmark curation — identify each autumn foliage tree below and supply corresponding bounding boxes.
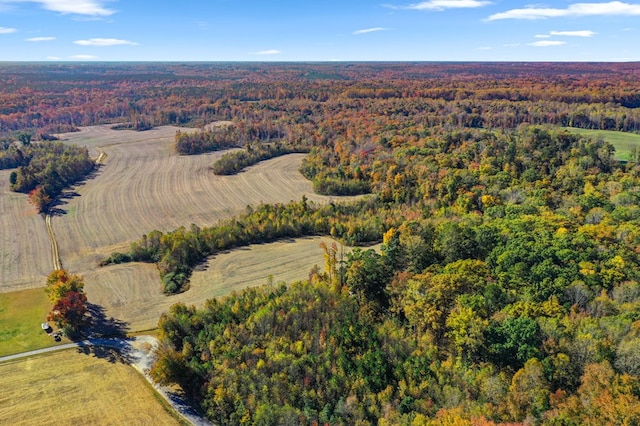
[28,185,52,213]
[45,269,89,337]
[6,142,95,213]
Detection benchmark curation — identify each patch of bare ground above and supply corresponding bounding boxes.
[203,120,233,130]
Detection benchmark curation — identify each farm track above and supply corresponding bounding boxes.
[45,214,61,271]
[43,149,105,273]
[95,149,107,165]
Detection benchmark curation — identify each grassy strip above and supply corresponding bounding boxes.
[0,287,65,357]
[561,127,640,160]
[140,369,192,426]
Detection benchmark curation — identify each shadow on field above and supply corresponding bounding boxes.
[75,303,135,364]
[76,339,137,365]
[87,303,130,338]
[47,163,104,216]
[48,190,79,216]
[79,162,104,183]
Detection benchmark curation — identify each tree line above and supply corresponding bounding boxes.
[3,141,95,212]
[101,197,391,294]
[211,141,308,175]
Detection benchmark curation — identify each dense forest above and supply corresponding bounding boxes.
[3,62,640,424]
[147,125,640,425]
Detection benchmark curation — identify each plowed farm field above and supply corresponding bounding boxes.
[1,125,359,332]
[0,170,52,292]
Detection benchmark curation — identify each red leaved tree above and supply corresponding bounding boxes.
[45,269,89,337]
[47,291,89,336]
[28,185,52,213]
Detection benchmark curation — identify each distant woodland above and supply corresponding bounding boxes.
[3,62,640,424]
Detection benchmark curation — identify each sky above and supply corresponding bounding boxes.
[0,0,638,61]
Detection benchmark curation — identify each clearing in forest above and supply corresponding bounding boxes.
[0,124,354,293]
[561,127,640,160]
[51,125,354,280]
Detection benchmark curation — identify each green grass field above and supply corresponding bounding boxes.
[0,288,66,357]
[561,127,640,160]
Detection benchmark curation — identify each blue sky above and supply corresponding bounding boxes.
[0,0,638,61]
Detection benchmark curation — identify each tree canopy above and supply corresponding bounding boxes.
[3,62,640,424]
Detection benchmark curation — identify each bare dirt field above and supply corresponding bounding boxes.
[2,124,361,333]
[0,349,181,425]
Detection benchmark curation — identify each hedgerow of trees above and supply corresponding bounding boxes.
[212,141,308,175]
[2,141,95,212]
[102,197,391,293]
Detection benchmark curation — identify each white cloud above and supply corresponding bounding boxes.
[528,40,567,47]
[69,54,97,59]
[0,0,114,16]
[0,26,16,33]
[488,1,640,20]
[74,38,138,46]
[388,0,491,10]
[26,36,55,41]
[550,30,597,37]
[252,49,281,55]
[353,27,389,35]
[46,55,60,60]
[534,34,551,38]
